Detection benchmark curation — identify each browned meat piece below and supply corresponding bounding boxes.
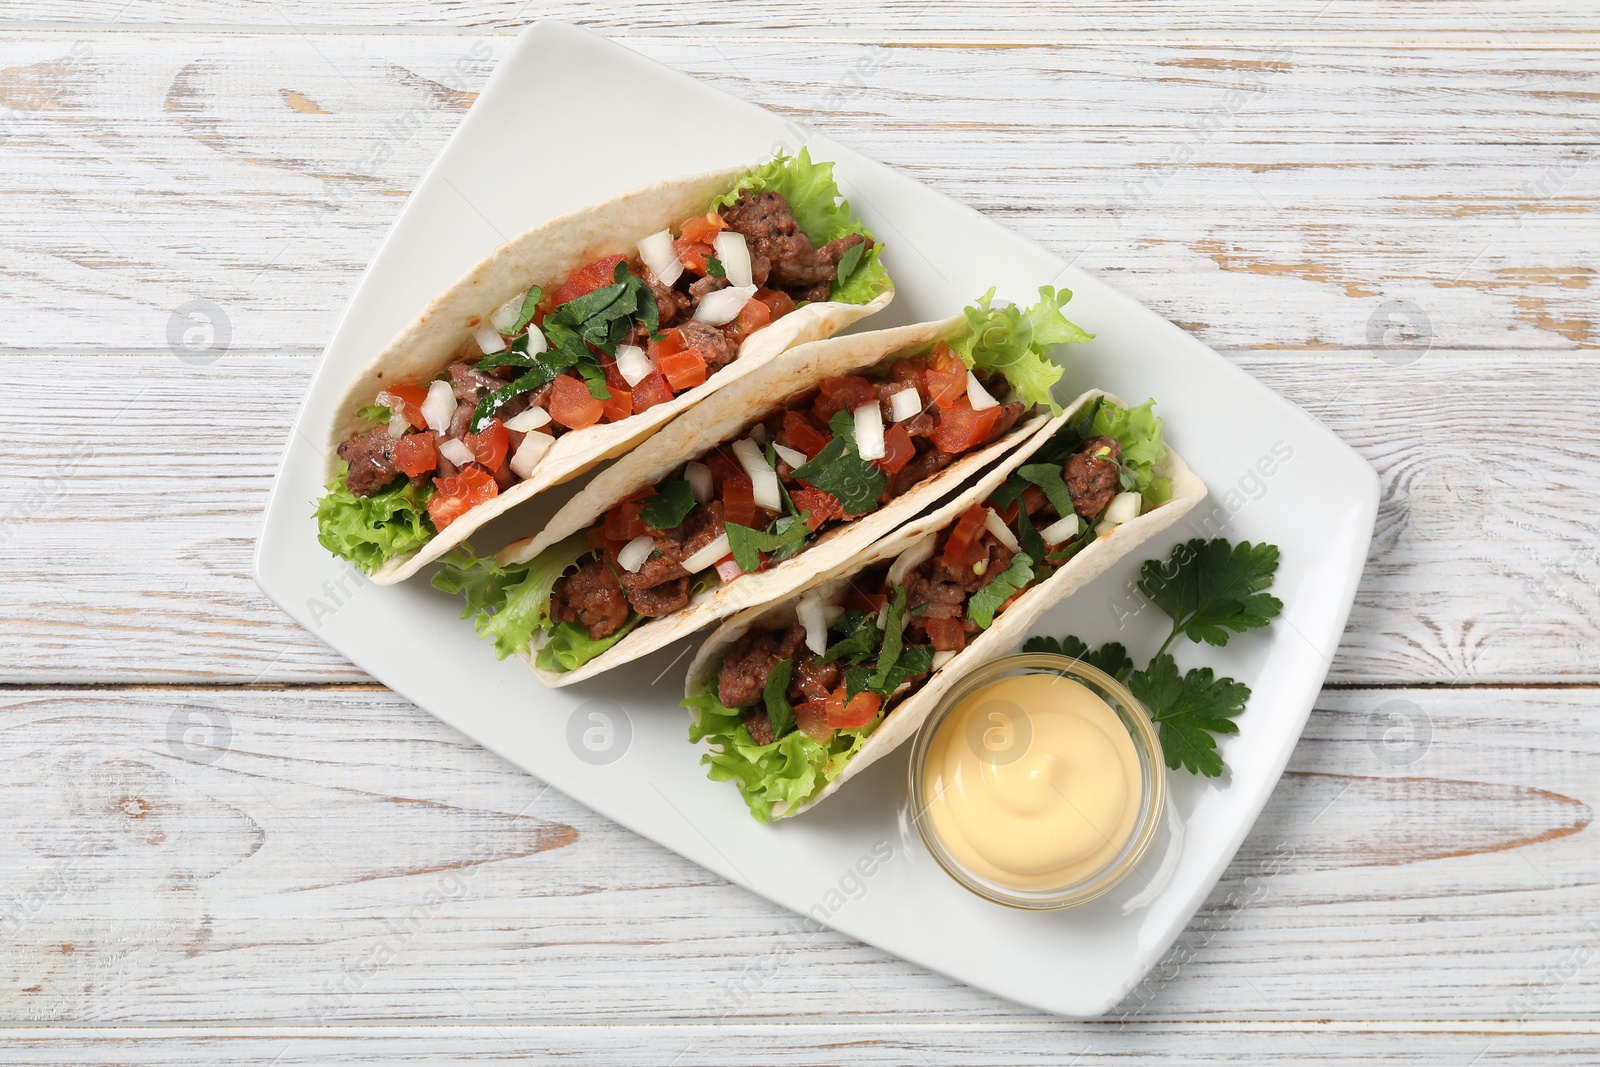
[789,656,841,703]
[721,191,870,295]
[449,361,505,404]
[716,624,806,708]
[624,575,690,618]
[447,401,474,440]
[550,557,630,639]
[610,501,725,616]
[338,426,401,497]
[688,274,730,301]
[648,275,691,326]
[743,710,775,746]
[984,400,1025,445]
[887,440,955,498]
[676,319,738,373]
[1065,436,1122,519]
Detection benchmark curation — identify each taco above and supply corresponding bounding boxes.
[315,150,894,584]
[432,287,1094,685]
[683,390,1206,822]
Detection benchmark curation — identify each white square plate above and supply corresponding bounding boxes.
[255,22,1378,1018]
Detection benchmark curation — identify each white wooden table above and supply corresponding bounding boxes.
[2,2,1597,1062]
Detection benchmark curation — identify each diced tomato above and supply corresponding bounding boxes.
[586,525,608,551]
[924,344,967,409]
[679,212,726,245]
[465,418,509,472]
[600,386,632,423]
[841,588,887,613]
[675,237,716,275]
[714,555,743,584]
[384,384,431,430]
[392,432,438,477]
[548,374,604,430]
[931,397,1001,454]
[874,422,914,474]
[812,374,877,424]
[725,297,771,343]
[427,466,498,530]
[829,689,881,729]
[598,351,631,394]
[604,500,647,544]
[780,410,831,458]
[652,327,685,361]
[658,346,707,392]
[722,472,756,528]
[755,287,795,322]
[1021,485,1048,516]
[888,357,926,390]
[790,486,842,532]
[794,700,833,743]
[705,447,743,488]
[631,370,674,411]
[923,616,967,653]
[943,504,990,567]
[549,254,625,307]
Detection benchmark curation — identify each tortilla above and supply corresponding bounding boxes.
[503,315,1059,686]
[684,389,1207,819]
[326,164,893,586]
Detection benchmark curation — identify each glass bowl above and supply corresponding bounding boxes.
[907,652,1166,910]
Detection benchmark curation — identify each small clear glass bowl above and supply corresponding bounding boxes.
[907,652,1166,910]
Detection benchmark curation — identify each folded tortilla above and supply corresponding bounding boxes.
[327,165,892,586]
[684,389,1207,819]
[499,315,1057,687]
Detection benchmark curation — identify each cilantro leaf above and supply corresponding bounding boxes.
[1140,539,1284,652]
[726,519,809,573]
[867,583,907,692]
[1016,506,1044,578]
[764,657,795,738]
[875,643,934,694]
[967,552,1035,629]
[843,665,873,700]
[1016,463,1076,519]
[1022,634,1134,683]
[1128,654,1249,777]
[640,480,697,530]
[834,240,865,286]
[705,255,726,278]
[790,409,886,515]
[820,610,880,666]
[499,285,543,337]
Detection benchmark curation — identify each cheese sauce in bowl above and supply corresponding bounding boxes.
[909,653,1165,909]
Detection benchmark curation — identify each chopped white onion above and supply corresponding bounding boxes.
[888,387,922,423]
[1038,513,1082,545]
[438,438,475,467]
[681,531,731,574]
[684,462,714,504]
[1095,520,1117,538]
[376,393,410,439]
[983,508,1021,553]
[490,292,525,334]
[474,322,507,355]
[614,343,651,388]
[932,650,956,671]
[852,402,886,461]
[508,430,552,479]
[422,380,456,434]
[713,230,753,288]
[523,325,548,355]
[1104,491,1143,526]
[796,591,830,656]
[748,422,767,444]
[638,228,683,287]
[732,438,781,512]
[887,533,938,588]
[692,284,758,326]
[966,370,1000,411]
[876,600,892,630]
[617,534,656,574]
[502,406,551,433]
[772,442,808,470]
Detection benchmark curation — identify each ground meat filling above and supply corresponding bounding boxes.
[717,624,807,709]
[1065,436,1122,519]
[337,427,401,497]
[550,557,630,639]
[722,191,872,302]
[675,320,737,374]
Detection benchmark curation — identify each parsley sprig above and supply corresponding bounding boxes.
[1024,537,1282,777]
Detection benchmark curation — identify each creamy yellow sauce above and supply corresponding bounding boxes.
[923,674,1142,891]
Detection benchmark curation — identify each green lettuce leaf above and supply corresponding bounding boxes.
[535,617,640,674]
[711,149,890,305]
[946,286,1092,415]
[314,469,435,574]
[431,535,599,661]
[1092,397,1170,504]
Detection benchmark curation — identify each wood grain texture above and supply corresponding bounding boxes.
[0,34,1594,353]
[3,354,1596,685]
[0,686,1595,1025]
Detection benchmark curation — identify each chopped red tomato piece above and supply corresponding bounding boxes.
[924,344,967,409]
[599,386,632,423]
[755,287,795,322]
[780,410,831,458]
[874,422,914,474]
[548,374,604,430]
[714,555,743,584]
[675,237,716,275]
[722,472,756,528]
[597,351,631,394]
[790,486,842,531]
[812,374,877,424]
[794,700,833,743]
[841,588,888,613]
[586,525,609,551]
[384,384,431,430]
[725,297,771,343]
[705,447,743,489]
[679,212,726,245]
[658,346,707,392]
[427,466,497,530]
[943,504,990,567]
[549,254,625,307]
[829,689,881,729]
[465,418,509,472]
[923,617,967,653]
[604,500,647,544]
[392,432,438,477]
[631,370,674,411]
[930,397,1001,454]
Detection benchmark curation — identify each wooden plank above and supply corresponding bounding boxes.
[0,685,1595,1024]
[3,353,1596,685]
[0,34,1594,353]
